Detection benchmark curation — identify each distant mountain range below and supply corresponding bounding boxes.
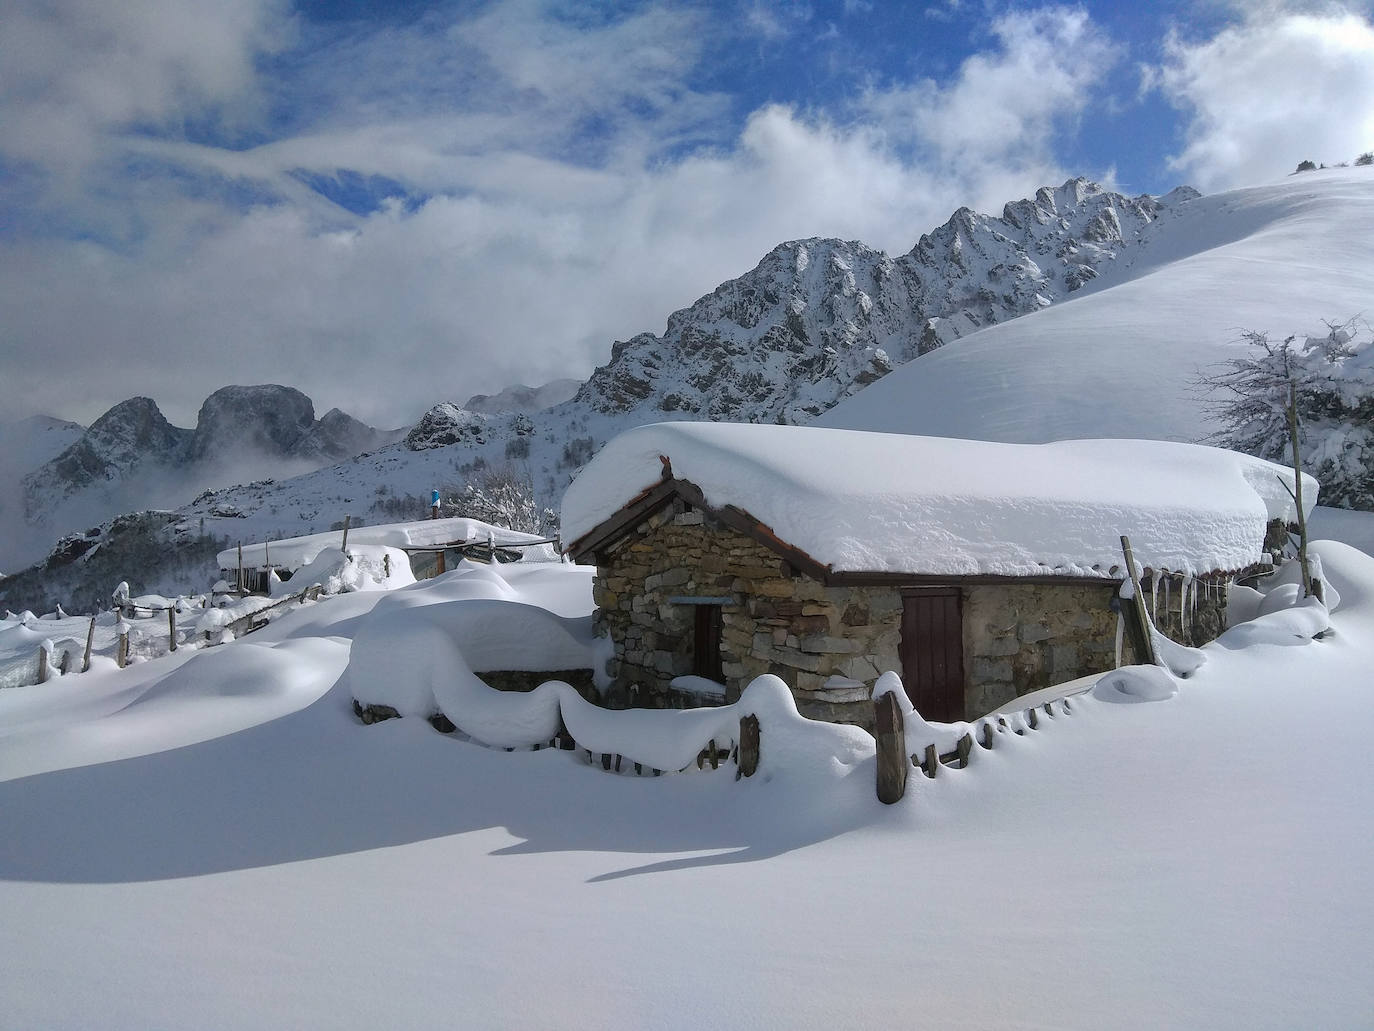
[4,169,1371,611]
[2,386,405,574]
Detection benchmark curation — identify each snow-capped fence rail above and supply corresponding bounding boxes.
[356,695,767,780]
[873,676,1077,803]
[349,668,877,785]
[0,649,44,690]
[0,635,88,690]
[215,585,323,641]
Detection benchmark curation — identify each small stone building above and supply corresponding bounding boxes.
[561,423,1307,727]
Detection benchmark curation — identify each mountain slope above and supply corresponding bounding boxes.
[23,173,1360,609]
[574,178,1179,425]
[7,387,401,573]
[819,169,1374,445]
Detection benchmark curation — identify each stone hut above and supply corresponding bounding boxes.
[562,423,1309,727]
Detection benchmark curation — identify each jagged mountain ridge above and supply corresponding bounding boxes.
[571,177,1195,425]
[24,385,401,515]
[23,398,193,511]
[463,380,581,416]
[6,386,404,573]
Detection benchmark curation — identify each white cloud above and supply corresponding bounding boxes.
[0,0,292,172]
[862,7,1117,183]
[0,1,1128,429]
[744,2,814,41]
[1154,7,1374,190]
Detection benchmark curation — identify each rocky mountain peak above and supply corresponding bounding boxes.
[574,235,921,425]
[569,177,1190,427]
[85,397,188,462]
[20,397,191,517]
[907,177,1180,345]
[190,385,316,463]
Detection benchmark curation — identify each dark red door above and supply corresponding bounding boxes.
[694,604,723,682]
[900,589,965,722]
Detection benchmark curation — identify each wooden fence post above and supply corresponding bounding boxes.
[340,515,351,553]
[555,713,575,750]
[82,617,95,673]
[955,732,973,768]
[737,714,760,779]
[116,626,129,669]
[922,743,939,779]
[237,542,245,594]
[167,606,177,652]
[36,645,48,685]
[58,648,72,676]
[1119,535,1158,666]
[874,691,907,804]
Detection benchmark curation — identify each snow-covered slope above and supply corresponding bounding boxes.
[819,169,1374,444]
[0,415,84,570]
[574,179,1179,425]
[1,541,1372,1028]
[0,414,85,476]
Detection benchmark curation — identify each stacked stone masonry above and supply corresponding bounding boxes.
[591,504,1228,729]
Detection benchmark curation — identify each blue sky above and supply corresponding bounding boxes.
[2,0,1373,427]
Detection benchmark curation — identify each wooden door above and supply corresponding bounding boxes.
[693,604,723,682]
[900,589,965,722]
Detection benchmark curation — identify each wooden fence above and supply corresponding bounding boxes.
[0,585,328,690]
[876,690,1077,803]
[354,700,764,781]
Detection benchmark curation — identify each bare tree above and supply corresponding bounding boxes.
[451,464,555,535]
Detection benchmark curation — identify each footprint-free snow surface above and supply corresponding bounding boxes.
[2,545,1373,1029]
[820,169,1374,445]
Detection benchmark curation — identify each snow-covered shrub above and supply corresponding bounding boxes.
[1201,319,1374,510]
[453,464,550,535]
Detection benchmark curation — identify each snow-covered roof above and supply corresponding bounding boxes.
[217,517,555,571]
[562,423,1315,578]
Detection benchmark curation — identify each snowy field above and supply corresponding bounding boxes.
[3,541,1372,1029]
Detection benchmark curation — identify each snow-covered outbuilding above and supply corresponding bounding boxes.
[217,517,559,592]
[562,423,1312,725]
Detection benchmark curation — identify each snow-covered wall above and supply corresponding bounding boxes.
[216,516,557,571]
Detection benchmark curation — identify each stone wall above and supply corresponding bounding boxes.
[592,502,1229,728]
[592,506,891,725]
[962,582,1122,716]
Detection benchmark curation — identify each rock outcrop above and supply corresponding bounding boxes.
[571,178,1186,424]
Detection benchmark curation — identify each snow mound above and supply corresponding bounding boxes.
[1093,666,1179,703]
[563,422,1312,577]
[344,560,869,772]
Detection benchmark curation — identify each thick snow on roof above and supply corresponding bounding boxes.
[562,422,1314,577]
[217,516,555,571]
